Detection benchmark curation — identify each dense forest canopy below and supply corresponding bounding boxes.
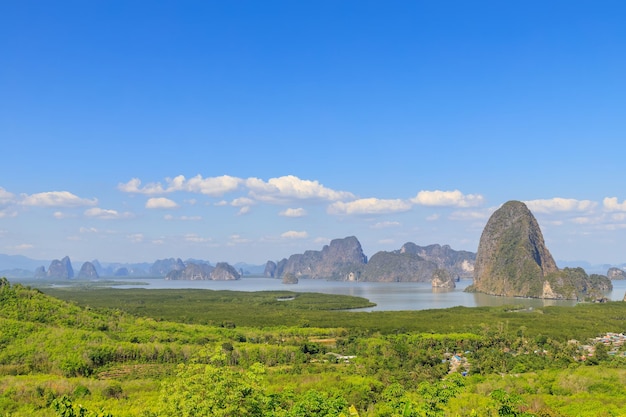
[2,277,626,416]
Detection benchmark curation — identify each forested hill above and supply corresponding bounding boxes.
[5,277,626,416]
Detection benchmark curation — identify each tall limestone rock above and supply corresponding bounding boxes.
[150,258,185,277]
[77,261,99,279]
[361,250,437,282]
[210,262,241,280]
[34,266,47,278]
[47,256,74,279]
[264,261,277,278]
[274,236,367,280]
[398,243,475,279]
[469,200,611,299]
[470,200,558,297]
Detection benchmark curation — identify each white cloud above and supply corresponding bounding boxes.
[231,197,255,207]
[84,207,133,219]
[370,221,400,229]
[12,243,34,250]
[21,191,97,207]
[117,178,166,194]
[237,206,251,215]
[145,197,179,209]
[0,187,15,205]
[328,198,411,215]
[247,175,355,203]
[0,209,18,218]
[611,213,626,221]
[185,233,211,243]
[525,198,597,214]
[119,175,243,196]
[127,233,144,243]
[178,174,243,196]
[181,215,202,221]
[229,234,251,245]
[426,214,440,221]
[280,208,307,217]
[281,230,309,239]
[411,190,484,207]
[448,208,493,221]
[603,197,626,212]
[79,227,98,233]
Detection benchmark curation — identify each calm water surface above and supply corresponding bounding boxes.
[109,277,626,312]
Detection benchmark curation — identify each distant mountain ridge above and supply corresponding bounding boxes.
[265,237,476,283]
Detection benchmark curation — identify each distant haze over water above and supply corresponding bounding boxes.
[99,278,626,312]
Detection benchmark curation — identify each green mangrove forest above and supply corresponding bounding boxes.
[2,277,626,416]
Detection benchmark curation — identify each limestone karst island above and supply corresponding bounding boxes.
[466,200,611,300]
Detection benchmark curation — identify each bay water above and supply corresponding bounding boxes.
[109,277,626,312]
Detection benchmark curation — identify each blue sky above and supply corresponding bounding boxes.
[1,1,625,266]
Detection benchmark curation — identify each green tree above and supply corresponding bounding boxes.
[417,373,465,417]
[159,360,269,416]
[287,389,348,417]
[489,389,533,417]
[51,395,113,417]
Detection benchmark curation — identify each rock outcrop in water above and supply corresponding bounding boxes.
[165,262,240,280]
[273,236,367,280]
[398,243,475,279]
[467,200,611,299]
[608,267,626,280]
[150,258,185,277]
[359,250,437,282]
[210,262,241,280]
[431,268,456,289]
[165,262,213,280]
[267,236,475,282]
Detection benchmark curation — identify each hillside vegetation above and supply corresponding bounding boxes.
[2,277,626,416]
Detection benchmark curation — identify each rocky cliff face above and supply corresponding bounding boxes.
[282,272,298,284]
[165,262,239,280]
[166,262,214,280]
[607,267,626,280]
[210,262,241,280]
[264,261,277,278]
[150,258,185,277]
[274,236,367,280]
[360,251,437,282]
[34,266,46,278]
[77,262,99,279]
[268,236,475,282]
[46,256,74,279]
[541,268,612,300]
[399,243,475,279]
[469,200,610,300]
[431,268,456,289]
[470,201,558,297]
